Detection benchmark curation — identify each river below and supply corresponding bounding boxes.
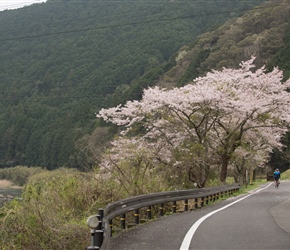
[0,188,22,207]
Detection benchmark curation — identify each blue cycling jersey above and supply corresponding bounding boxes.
[273,171,280,179]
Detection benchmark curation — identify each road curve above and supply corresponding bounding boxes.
[110,181,290,250]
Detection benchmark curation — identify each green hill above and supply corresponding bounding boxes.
[2,0,288,170]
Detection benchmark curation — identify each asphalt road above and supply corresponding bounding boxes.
[110,181,290,250]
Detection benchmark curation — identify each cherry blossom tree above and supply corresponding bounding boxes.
[230,133,273,185]
[97,56,290,185]
[198,56,290,182]
[99,137,182,195]
[98,86,221,187]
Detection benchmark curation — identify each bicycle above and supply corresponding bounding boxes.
[274,179,280,188]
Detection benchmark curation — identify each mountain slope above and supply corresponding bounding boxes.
[157,0,290,87]
[110,0,290,118]
[0,0,275,169]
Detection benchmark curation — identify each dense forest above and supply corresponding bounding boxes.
[2,0,290,170]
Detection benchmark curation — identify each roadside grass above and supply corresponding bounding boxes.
[281,169,290,180]
[238,179,268,195]
[222,178,269,200]
[225,176,269,196]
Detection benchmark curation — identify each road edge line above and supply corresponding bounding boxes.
[179,183,272,250]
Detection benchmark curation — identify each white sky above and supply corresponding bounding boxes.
[0,0,46,11]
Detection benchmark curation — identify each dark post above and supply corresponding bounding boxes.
[87,229,99,250]
[97,208,104,240]
[184,199,188,211]
[200,197,204,207]
[120,214,126,229]
[172,201,177,213]
[205,195,209,205]
[98,208,104,221]
[95,214,104,248]
[159,203,164,216]
[109,219,113,236]
[147,206,152,220]
[194,197,198,209]
[134,209,140,224]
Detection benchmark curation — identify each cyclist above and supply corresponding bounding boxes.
[273,168,281,188]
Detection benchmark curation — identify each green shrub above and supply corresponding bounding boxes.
[0,166,44,186]
[281,169,290,180]
[0,168,100,250]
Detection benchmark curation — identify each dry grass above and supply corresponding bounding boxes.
[0,179,21,189]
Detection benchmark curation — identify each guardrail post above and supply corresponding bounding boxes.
[87,229,100,250]
[134,209,140,224]
[109,219,113,236]
[200,197,204,207]
[93,209,104,248]
[172,201,177,213]
[120,214,126,229]
[194,197,198,209]
[159,203,164,216]
[184,199,188,211]
[147,206,152,220]
[98,209,104,221]
[95,214,104,248]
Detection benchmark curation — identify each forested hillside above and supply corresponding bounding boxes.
[0,0,285,170]
[156,0,290,86]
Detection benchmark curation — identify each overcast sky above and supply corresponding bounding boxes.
[0,0,46,11]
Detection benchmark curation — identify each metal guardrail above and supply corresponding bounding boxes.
[86,183,240,250]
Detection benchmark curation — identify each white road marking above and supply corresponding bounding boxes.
[179,183,272,250]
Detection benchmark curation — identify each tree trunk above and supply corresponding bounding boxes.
[219,154,230,183]
[249,167,254,185]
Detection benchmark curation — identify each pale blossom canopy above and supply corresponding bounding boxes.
[97,57,290,172]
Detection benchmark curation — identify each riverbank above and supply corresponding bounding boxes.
[0,180,22,207]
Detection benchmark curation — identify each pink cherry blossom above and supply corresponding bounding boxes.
[97,57,290,186]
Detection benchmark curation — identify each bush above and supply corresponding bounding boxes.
[0,168,100,250]
[0,166,44,186]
